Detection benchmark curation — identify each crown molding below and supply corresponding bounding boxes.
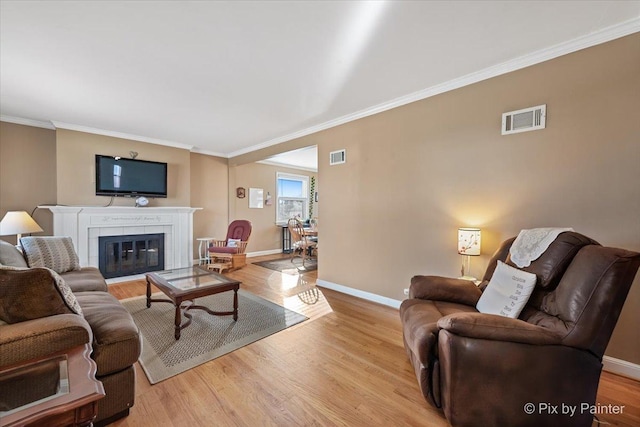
[51,121,194,151]
[189,146,229,158]
[229,17,640,158]
[0,115,55,130]
[256,159,318,173]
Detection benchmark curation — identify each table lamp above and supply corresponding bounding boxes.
[458,227,481,281]
[0,211,43,244]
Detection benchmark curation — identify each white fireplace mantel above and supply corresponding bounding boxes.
[41,206,201,272]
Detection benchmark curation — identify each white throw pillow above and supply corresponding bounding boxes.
[227,238,241,248]
[476,261,537,318]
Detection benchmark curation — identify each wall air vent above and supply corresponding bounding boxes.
[329,149,346,165]
[502,104,546,135]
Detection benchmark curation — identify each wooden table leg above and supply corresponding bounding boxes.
[174,304,182,340]
[146,278,151,308]
[233,288,238,321]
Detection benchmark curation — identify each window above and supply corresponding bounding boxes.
[276,172,309,223]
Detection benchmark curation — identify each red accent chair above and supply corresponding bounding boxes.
[207,220,252,273]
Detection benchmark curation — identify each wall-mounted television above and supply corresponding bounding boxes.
[95,155,168,198]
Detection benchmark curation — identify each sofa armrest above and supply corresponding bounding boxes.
[437,312,563,345]
[0,314,92,368]
[409,275,481,306]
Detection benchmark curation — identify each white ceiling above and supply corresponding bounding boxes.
[1,1,639,159]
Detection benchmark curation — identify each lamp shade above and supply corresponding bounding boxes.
[458,228,481,256]
[0,211,43,236]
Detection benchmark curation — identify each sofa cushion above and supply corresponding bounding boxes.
[20,236,80,274]
[0,240,28,267]
[62,267,108,293]
[400,299,476,364]
[209,245,239,254]
[75,292,141,376]
[0,267,81,323]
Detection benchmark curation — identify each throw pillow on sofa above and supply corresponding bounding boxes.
[0,266,82,323]
[20,236,80,274]
[0,239,28,268]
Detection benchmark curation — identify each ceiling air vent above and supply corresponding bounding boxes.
[329,149,346,165]
[502,104,546,135]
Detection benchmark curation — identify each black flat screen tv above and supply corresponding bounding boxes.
[95,155,168,198]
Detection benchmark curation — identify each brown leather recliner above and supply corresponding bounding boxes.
[400,232,640,427]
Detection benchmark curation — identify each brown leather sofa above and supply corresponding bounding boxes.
[0,240,141,426]
[400,232,640,427]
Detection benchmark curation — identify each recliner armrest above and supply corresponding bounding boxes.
[409,275,481,306]
[437,312,563,345]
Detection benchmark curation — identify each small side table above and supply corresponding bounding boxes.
[0,344,105,427]
[196,237,216,265]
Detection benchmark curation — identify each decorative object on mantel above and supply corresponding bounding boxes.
[236,187,246,198]
[248,188,264,209]
[0,211,43,245]
[457,227,481,281]
[129,151,138,159]
[135,196,149,207]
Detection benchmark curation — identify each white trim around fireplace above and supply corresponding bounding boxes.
[40,206,201,272]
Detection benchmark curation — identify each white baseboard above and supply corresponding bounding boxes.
[316,279,403,309]
[603,356,640,380]
[247,249,282,258]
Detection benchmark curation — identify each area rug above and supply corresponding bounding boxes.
[253,257,317,274]
[121,290,307,384]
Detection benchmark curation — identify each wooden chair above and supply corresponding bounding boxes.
[287,218,317,268]
[207,220,252,273]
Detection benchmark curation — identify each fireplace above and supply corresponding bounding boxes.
[40,206,199,281]
[99,233,165,279]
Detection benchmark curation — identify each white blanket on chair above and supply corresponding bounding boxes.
[509,227,574,268]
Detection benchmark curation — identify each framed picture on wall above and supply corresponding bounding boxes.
[249,188,264,208]
[236,187,246,198]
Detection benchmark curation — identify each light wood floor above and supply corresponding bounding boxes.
[108,255,640,427]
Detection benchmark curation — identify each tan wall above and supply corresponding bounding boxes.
[56,129,191,207]
[230,162,317,253]
[231,34,640,364]
[0,122,57,243]
[190,152,229,258]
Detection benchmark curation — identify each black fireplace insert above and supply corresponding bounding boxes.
[98,233,164,279]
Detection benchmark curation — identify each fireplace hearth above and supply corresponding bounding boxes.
[99,233,165,279]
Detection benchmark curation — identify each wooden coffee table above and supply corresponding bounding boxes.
[145,266,241,340]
